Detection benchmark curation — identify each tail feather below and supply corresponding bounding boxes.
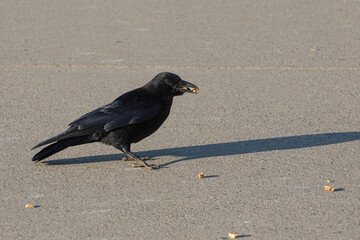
[32,136,94,162]
[31,126,80,150]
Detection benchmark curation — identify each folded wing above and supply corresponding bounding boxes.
[32,89,162,149]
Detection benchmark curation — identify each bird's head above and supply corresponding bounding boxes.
[145,72,199,97]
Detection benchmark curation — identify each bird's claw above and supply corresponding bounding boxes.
[122,156,149,161]
[131,163,159,170]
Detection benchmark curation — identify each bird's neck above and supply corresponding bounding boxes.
[143,86,174,105]
[162,95,174,105]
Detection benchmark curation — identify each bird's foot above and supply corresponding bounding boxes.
[121,156,149,161]
[120,151,157,169]
[131,162,159,170]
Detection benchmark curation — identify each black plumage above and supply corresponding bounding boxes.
[32,72,199,169]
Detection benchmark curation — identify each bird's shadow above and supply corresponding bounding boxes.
[42,132,360,166]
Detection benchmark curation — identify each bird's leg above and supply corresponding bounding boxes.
[117,145,158,170]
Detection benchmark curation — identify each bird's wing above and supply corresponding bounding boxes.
[32,89,162,150]
[69,90,162,132]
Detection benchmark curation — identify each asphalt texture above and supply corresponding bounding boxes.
[1,1,360,239]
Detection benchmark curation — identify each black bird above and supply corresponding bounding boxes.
[32,72,199,169]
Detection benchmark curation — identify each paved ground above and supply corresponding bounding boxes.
[1,0,359,239]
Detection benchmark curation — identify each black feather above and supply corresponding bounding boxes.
[32,136,95,162]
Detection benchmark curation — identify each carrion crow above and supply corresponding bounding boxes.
[32,72,199,169]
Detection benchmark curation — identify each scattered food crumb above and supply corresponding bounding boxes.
[325,186,337,192]
[25,204,35,208]
[327,179,331,183]
[229,232,239,239]
[198,173,204,179]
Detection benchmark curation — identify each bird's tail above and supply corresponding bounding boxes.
[32,136,94,162]
[31,126,80,150]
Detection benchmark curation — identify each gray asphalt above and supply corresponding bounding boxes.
[1,1,359,239]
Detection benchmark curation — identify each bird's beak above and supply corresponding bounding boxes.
[177,80,199,94]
